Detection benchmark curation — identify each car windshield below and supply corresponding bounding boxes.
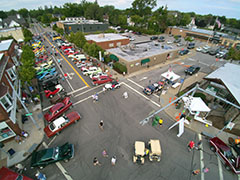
[49,123,56,131]
[53,147,59,159]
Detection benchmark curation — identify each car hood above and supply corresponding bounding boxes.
[44,113,51,121]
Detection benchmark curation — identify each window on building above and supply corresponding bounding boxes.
[77,28,79,30]
[90,26,92,30]
[12,56,19,66]
[109,43,114,48]
[116,42,121,47]
[7,66,16,81]
[97,26,100,29]
[0,93,13,112]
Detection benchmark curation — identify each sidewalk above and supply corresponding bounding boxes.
[0,102,45,168]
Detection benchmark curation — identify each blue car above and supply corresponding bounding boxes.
[143,85,156,95]
[38,69,57,80]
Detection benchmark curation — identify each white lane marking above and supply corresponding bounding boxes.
[217,156,224,180]
[238,175,240,180]
[187,57,209,66]
[43,105,52,112]
[42,141,73,180]
[52,55,74,91]
[127,78,159,99]
[74,84,104,98]
[139,77,148,81]
[48,136,57,146]
[122,82,161,108]
[198,134,205,180]
[67,86,88,95]
[127,78,144,89]
[73,95,93,106]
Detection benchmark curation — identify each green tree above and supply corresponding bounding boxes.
[74,31,87,48]
[0,10,7,19]
[23,28,33,42]
[179,13,191,26]
[18,8,29,18]
[132,0,157,17]
[153,6,168,32]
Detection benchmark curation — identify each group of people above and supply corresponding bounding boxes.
[187,140,202,152]
[93,150,117,166]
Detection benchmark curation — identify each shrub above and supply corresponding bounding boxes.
[113,62,127,74]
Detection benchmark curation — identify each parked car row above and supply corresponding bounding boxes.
[196,45,229,59]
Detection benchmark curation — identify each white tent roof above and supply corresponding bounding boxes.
[182,96,211,112]
[161,70,180,82]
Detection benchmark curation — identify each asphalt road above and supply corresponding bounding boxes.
[22,23,238,180]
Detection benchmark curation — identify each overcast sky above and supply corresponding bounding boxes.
[1,0,240,19]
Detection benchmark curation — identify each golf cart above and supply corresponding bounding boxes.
[133,141,145,164]
[148,139,162,162]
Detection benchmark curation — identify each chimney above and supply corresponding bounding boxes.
[16,14,21,19]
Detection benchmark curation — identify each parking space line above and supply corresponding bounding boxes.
[74,84,104,98]
[67,86,88,95]
[198,134,205,180]
[52,55,74,91]
[217,156,224,180]
[42,141,73,180]
[122,82,161,107]
[44,35,90,88]
[127,78,159,99]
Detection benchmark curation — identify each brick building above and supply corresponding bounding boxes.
[0,39,22,143]
[107,42,179,74]
[85,33,130,50]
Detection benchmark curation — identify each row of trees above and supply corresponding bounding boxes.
[18,45,36,84]
[0,0,239,33]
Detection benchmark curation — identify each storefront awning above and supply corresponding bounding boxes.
[141,58,150,64]
[110,54,119,61]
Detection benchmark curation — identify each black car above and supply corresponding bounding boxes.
[185,65,200,75]
[150,36,158,40]
[158,36,165,42]
[179,49,189,56]
[187,42,195,49]
[41,76,59,89]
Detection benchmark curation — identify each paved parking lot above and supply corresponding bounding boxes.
[25,24,238,180]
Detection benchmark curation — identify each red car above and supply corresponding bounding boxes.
[44,84,64,98]
[210,137,240,174]
[61,46,72,50]
[66,51,79,56]
[44,111,81,137]
[44,97,73,122]
[92,75,112,86]
[0,167,33,180]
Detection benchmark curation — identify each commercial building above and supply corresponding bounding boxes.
[0,27,24,43]
[107,42,180,74]
[56,18,108,34]
[0,39,23,143]
[85,33,130,50]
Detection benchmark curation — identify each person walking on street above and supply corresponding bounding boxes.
[192,169,200,175]
[195,140,202,150]
[111,156,117,166]
[102,149,108,157]
[102,86,106,94]
[188,140,195,152]
[203,167,209,173]
[99,120,104,130]
[93,157,101,166]
[159,119,163,127]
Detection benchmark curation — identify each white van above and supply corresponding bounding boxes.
[74,54,87,61]
[82,67,102,76]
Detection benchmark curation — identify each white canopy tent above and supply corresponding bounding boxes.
[161,70,180,82]
[182,96,212,126]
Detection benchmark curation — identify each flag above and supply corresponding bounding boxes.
[168,65,172,72]
[216,19,221,28]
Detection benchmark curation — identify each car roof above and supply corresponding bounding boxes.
[50,103,64,113]
[149,139,161,154]
[211,137,231,152]
[53,117,66,127]
[135,141,145,156]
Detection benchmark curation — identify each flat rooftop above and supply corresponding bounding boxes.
[85,33,128,43]
[0,39,13,52]
[107,42,180,62]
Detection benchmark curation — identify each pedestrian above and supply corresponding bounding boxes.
[93,157,101,166]
[59,63,62,68]
[95,94,99,101]
[192,169,200,175]
[102,86,106,94]
[203,167,209,173]
[92,94,96,103]
[15,163,26,173]
[99,120,104,130]
[195,140,202,150]
[144,148,149,157]
[111,156,117,166]
[159,118,163,127]
[188,140,195,152]
[102,149,108,157]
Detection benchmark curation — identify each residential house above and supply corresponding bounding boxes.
[1,14,27,29]
[0,39,22,143]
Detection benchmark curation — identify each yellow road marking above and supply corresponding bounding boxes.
[44,35,90,87]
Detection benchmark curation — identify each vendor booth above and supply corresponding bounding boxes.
[161,70,181,88]
[182,96,212,126]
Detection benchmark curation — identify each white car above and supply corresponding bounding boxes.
[167,40,172,44]
[82,67,102,76]
[89,72,108,79]
[129,37,135,41]
[196,47,202,52]
[76,62,93,68]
